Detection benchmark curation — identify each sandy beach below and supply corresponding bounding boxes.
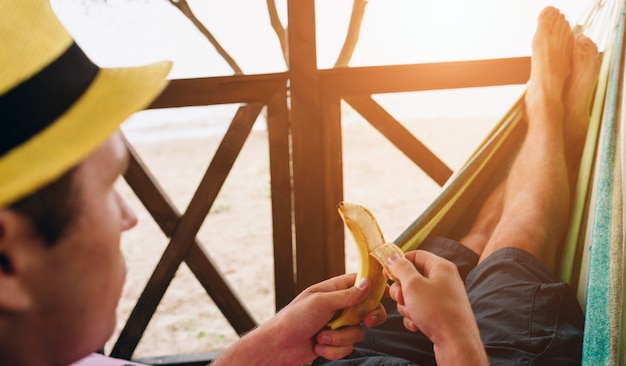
[104,86,523,358]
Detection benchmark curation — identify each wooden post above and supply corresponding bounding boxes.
[287,0,345,292]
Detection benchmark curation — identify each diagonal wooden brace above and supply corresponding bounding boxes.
[111,104,263,359]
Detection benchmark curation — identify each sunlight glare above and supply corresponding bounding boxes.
[344,0,590,66]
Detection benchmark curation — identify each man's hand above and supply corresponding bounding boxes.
[275,273,386,363]
[386,250,488,366]
[213,273,386,366]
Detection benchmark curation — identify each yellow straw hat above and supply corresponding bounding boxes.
[0,0,172,207]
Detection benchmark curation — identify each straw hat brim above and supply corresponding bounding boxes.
[0,60,172,207]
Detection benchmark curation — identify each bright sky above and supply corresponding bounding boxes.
[343,0,589,65]
[52,0,591,78]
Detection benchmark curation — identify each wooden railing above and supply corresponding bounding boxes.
[108,1,531,364]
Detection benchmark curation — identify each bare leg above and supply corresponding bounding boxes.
[457,11,599,266]
[478,7,574,272]
[563,34,600,184]
[460,179,505,255]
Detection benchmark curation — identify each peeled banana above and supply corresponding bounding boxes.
[327,201,405,330]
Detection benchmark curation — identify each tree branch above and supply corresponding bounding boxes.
[168,0,243,74]
[334,0,367,67]
[266,0,288,66]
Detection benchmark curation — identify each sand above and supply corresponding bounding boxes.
[104,87,523,358]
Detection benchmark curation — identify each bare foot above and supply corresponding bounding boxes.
[563,34,600,155]
[560,34,600,187]
[526,6,574,118]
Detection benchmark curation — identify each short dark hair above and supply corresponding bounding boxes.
[9,167,80,245]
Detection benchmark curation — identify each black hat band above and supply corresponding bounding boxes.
[0,42,99,155]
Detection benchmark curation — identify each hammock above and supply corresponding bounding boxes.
[393,1,626,364]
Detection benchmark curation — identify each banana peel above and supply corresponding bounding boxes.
[327,201,405,330]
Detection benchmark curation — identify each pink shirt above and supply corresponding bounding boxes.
[70,353,149,366]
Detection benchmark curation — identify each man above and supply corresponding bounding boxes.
[314,6,599,365]
[0,1,385,365]
[0,2,597,366]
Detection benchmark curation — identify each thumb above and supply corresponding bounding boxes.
[344,277,371,305]
[386,253,420,283]
[323,277,371,312]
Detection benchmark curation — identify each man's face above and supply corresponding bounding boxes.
[25,133,137,363]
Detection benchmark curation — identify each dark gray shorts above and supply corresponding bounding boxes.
[313,237,584,366]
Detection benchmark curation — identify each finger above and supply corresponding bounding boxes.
[386,252,421,284]
[316,326,365,347]
[292,273,359,305]
[312,277,372,314]
[389,282,404,305]
[306,272,358,294]
[396,303,410,320]
[404,250,417,261]
[383,268,390,280]
[315,326,365,361]
[362,303,386,328]
[403,317,419,332]
[314,343,355,361]
[395,303,419,333]
[409,250,449,275]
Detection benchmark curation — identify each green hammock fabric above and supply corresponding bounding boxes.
[581,3,625,363]
[392,1,626,364]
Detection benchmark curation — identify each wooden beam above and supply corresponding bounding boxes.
[320,57,531,96]
[344,95,452,186]
[288,0,345,291]
[150,73,288,108]
[266,87,298,309]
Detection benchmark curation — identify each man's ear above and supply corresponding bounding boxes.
[0,209,34,312]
